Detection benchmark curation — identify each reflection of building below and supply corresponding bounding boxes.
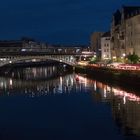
[111,96,140,136]
[91,81,140,137]
[101,31,111,60]
[90,32,104,58]
[107,89,140,136]
[111,6,140,58]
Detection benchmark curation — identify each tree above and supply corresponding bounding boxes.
[89,56,100,64]
[127,53,139,64]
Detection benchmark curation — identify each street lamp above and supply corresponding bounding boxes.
[122,53,126,57]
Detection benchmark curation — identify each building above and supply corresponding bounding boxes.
[111,6,140,60]
[0,39,48,53]
[101,31,111,60]
[90,32,104,58]
[0,40,24,53]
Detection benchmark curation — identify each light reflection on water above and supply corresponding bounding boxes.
[0,66,140,139]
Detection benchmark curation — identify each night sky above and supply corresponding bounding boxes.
[0,0,140,45]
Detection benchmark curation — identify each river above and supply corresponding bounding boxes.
[0,65,140,140]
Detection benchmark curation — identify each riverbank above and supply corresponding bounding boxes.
[75,65,140,91]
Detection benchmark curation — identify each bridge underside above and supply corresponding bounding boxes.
[0,55,77,67]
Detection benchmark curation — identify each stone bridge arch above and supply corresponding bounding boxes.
[0,55,76,67]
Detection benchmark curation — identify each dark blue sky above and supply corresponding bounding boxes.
[0,0,140,45]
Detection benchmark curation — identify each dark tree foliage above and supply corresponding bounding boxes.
[127,53,139,64]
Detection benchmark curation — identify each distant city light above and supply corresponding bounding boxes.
[21,49,26,51]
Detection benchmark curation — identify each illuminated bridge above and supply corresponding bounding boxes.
[0,47,94,67]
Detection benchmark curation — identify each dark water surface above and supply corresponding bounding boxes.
[0,66,140,140]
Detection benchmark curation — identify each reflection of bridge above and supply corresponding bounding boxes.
[0,47,94,67]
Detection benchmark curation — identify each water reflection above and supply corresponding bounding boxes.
[0,66,140,139]
[0,66,91,97]
[86,80,140,137]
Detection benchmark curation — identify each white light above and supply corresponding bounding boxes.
[82,51,93,54]
[32,59,36,62]
[21,49,26,51]
[113,56,116,59]
[9,79,13,86]
[122,53,126,57]
[70,56,73,60]
[9,61,12,64]
[123,96,126,104]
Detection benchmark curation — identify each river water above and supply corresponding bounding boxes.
[0,65,140,140]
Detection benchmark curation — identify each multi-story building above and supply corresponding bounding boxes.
[101,32,111,60]
[111,6,140,59]
[90,32,104,58]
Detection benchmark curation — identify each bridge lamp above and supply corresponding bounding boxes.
[9,61,12,64]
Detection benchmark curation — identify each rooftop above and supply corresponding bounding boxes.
[102,31,111,37]
[113,6,140,26]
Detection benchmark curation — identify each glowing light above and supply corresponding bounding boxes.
[122,53,126,57]
[82,51,93,54]
[104,88,107,98]
[9,79,13,86]
[113,88,140,103]
[123,96,126,104]
[21,49,26,52]
[32,59,36,62]
[94,81,97,91]
[77,61,88,66]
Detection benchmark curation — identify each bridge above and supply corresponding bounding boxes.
[0,47,94,67]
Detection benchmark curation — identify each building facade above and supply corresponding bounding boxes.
[111,6,140,59]
[101,32,111,60]
[90,32,104,58]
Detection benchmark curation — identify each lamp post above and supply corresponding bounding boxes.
[122,53,126,63]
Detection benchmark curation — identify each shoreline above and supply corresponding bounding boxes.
[75,65,140,93]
